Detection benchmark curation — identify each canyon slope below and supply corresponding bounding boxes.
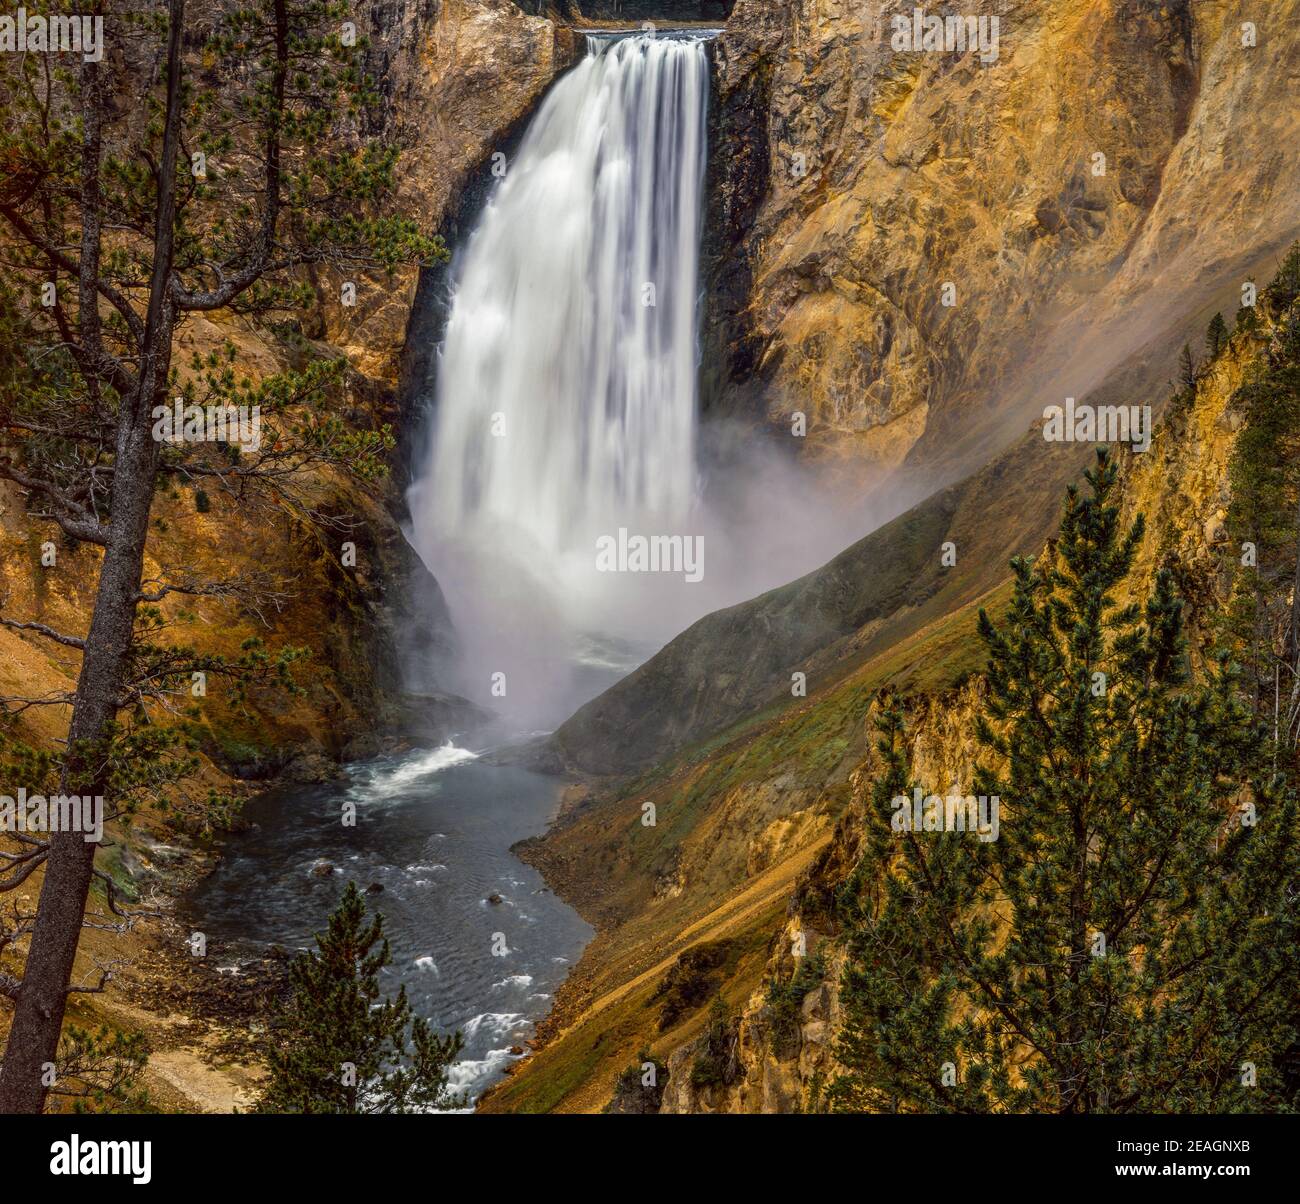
[492,271,1299,1113]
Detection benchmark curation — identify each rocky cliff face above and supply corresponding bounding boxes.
[496,258,1298,1113]
[704,0,1300,489]
[577,1,732,19]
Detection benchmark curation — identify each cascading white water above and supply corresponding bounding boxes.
[407,33,710,722]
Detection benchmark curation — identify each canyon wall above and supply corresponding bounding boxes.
[496,287,1286,1114]
[704,0,1300,489]
[576,1,732,19]
[558,0,1300,778]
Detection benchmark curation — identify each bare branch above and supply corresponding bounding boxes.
[91,867,163,924]
[66,968,113,995]
[0,846,48,893]
[0,614,86,651]
[134,571,295,624]
[0,461,109,546]
[0,692,76,716]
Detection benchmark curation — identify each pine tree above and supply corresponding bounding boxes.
[0,0,445,1111]
[256,882,463,1113]
[605,1048,668,1114]
[48,1025,150,1114]
[1207,311,1229,359]
[1226,374,1300,696]
[1179,342,1199,390]
[832,450,1300,1113]
[1266,242,1300,312]
[689,996,739,1090]
[1223,250,1300,711]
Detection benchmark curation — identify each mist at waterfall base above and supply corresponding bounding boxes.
[407,32,872,730]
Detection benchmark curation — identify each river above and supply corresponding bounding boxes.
[184,743,593,1105]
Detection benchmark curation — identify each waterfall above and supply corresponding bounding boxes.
[407,33,710,723]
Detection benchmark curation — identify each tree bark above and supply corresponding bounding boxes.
[1288,493,1300,664]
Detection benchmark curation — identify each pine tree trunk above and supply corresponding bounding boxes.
[1288,493,1300,664]
[0,0,184,1113]
[0,444,157,1109]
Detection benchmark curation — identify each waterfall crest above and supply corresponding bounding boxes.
[407,33,710,722]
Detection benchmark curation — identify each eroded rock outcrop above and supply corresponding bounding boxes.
[322,0,580,389]
[705,0,1300,487]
